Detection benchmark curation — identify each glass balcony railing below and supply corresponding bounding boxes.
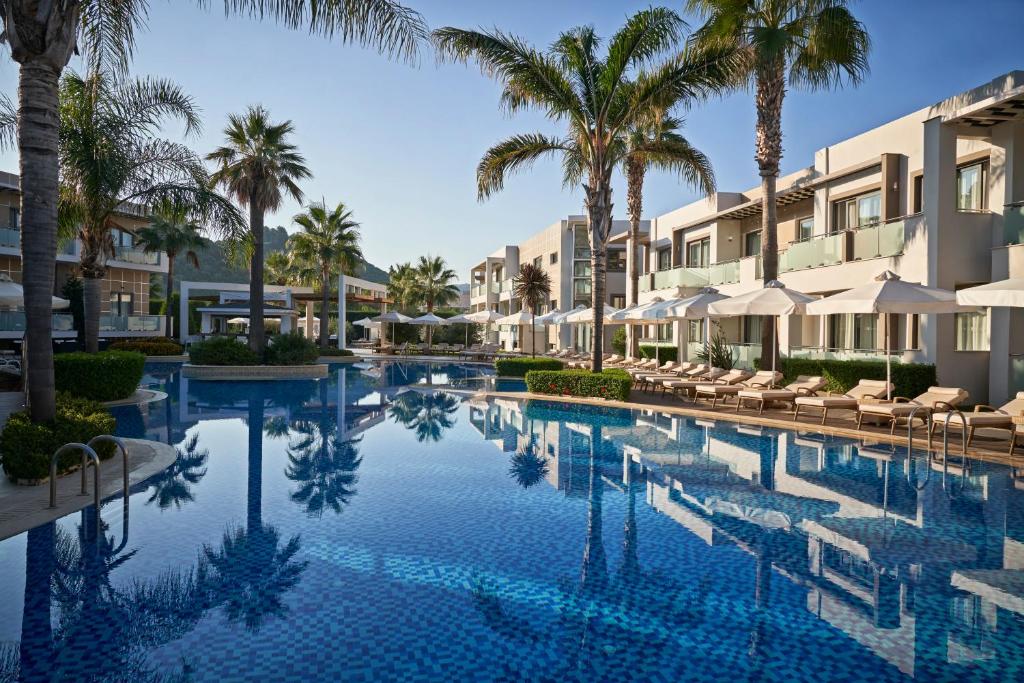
[643,266,710,292]
[851,219,905,260]
[0,228,18,249]
[1004,203,1024,245]
[1010,355,1024,396]
[707,260,740,285]
[113,245,160,265]
[489,281,502,294]
[471,284,485,298]
[779,233,843,272]
[100,314,165,333]
[789,346,893,363]
[0,311,74,332]
[729,343,761,370]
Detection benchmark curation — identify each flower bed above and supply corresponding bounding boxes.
[524,368,632,401]
[494,357,564,377]
[54,350,145,401]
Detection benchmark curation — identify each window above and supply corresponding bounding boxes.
[656,322,672,341]
[955,310,989,351]
[573,225,591,259]
[742,316,762,344]
[607,249,626,272]
[610,295,625,308]
[797,217,814,241]
[829,314,878,350]
[573,279,591,296]
[687,319,704,343]
[573,261,591,278]
[111,228,134,248]
[550,299,556,310]
[686,237,710,267]
[110,291,133,316]
[956,162,986,211]
[550,252,558,265]
[743,230,761,257]
[912,175,923,214]
[833,191,881,232]
[533,256,542,269]
[657,247,672,271]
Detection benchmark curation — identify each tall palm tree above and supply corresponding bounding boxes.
[135,206,210,339]
[2,0,426,422]
[290,201,363,348]
[414,255,459,347]
[511,263,551,357]
[55,68,242,353]
[435,9,740,372]
[688,0,870,368]
[264,251,296,286]
[387,261,421,310]
[207,106,312,354]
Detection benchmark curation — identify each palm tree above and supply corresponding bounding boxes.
[264,251,296,286]
[290,201,363,348]
[435,8,741,372]
[387,261,421,310]
[135,207,210,339]
[414,255,460,348]
[2,0,426,420]
[207,106,311,355]
[144,433,209,510]
[687,0,870,369]
[389,390,460,443]
[56,68,242,353]
[511,263,551,357]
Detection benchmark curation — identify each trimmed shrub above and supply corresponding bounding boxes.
[264,333,320,366]
[495,357,564,377]
[54,350,145,401]
[639,345,678,363]
[525,368,632,401]
[189,336,259,366]
[109,338,184,356]
[753,357,937,399]
[318,347,355,357]
[611,327,627,355]
[0,393,116,482]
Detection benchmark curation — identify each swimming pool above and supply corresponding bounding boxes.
[0,361,1021,681]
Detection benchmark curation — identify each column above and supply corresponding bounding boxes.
[337,273,347,350]
[179,282,190,343]
[920,117,956,373]
[304,301,315,339]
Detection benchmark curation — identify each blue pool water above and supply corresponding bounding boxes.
[0,361,1022,681]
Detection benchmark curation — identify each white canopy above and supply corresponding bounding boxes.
[607,303,642,322]
[805,271,962,315]
[661,287,729,320]
[374,311,412,324]
[227,317,249,325]
[956,278,1024,308]
[563,305,623,324]
[464,309,505,323]
[621,297,683,322]
[0,273,70,309]
[353,317,380,328]
[495,308,537,326]
[708,280,816,317]
[533,308,564,325]
[549,305,587,325]
[408,312,448,326]
[443,313,475,325]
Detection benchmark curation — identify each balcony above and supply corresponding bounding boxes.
[0,228,18,249]
[113,245,160,265]
[100,314,165,333]
[1004,202,1024,245]
[471,284,486,298]
[789,346,895,363]
[707,260,740,285]
[779,233,843,272]
[642,266,709,292]
[851,219,906,260]
[0,311,74,333]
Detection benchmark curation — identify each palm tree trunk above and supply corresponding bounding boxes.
[320,269,330,349]
[18,61,62,421]
[82,275,102,354]
[20,522,55,679]
[247,396,263,531]
[586,179,612,374]
[626,157,644,359]
[165,254,176,339]
[249,204,265,355]
[581,426,606,593]
[756,59,785,373]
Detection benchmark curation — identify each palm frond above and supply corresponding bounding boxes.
[0,93,16,151]
[476,133,570,199]
[77,0,151,74]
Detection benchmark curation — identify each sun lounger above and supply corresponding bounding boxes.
[663,367,729,400]
[930,391,1024,452]
[856,386,969,434]
[691,369,760,407]
[648,364,708,393]
[793,380,893,425]
[634,363,696,391]
[628,360,677,380]
[736,375,826,414]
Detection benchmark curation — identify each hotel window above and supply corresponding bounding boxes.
[610,295,625,308]
[549,299,556,310]
[533,256,542,269]
[573,261,591,278]
[743,230,761,257]
[657,247,672,271]
[741,316,762,344]
[2,206,19,231]
[797,217,814,241]
[955,310,989,351]
[656,323,672,341]
[550,252,558,264]
[573,225,591,259]
[687,319,704,343]
[912,175,923,213]
[686,237,710,267]
[110,291,133,316]
[833,191,881,232]
[607,249,626,272]
[828,314,876,350]
[956,162,987,212]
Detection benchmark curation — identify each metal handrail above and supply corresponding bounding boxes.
[905,405,932,491]
[88,435,129,497]
[49,443,100,510]
[939,409,970,498]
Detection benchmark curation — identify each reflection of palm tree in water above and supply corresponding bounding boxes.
[508,434,549,489]
[146,432,209,510]
[389,390,459,442]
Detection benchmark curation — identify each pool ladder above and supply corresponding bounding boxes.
[903,406,969,495]
[48,436,130,536]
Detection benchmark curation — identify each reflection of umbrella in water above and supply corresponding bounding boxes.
[678,481,840,529]
[800,516,977,570]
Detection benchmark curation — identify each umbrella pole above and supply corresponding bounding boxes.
[772,316,777,384]
[885,313,892,401]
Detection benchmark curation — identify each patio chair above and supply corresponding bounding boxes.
[663,367,729,400]
[692,370,773,409]
[636,362,697,391]
[930,391,1024,451]
[736,375,827,415]
[649,364,708,393]
[856,386,969,434]
[627,360,678,381]
[793,380,893,425]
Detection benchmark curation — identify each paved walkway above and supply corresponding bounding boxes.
[0,438,177,541]
[0,391,23,430]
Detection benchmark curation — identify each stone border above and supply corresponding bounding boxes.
[102,389,167,408]
[317,355,361,364]
[145,355,188,362]
[182,363,329,380]
[0,438,177,541]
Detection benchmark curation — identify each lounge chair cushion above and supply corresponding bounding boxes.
[860,386,968,417]
[933,391,1024,426]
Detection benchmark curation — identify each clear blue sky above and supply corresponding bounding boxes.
[0,0,1022,279]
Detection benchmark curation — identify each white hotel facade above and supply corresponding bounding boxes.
[468,70,1024,406]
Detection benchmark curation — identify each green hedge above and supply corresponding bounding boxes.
[495,357,564,377]
[54,350,145,401]
[611,328,627,355]
[108,338,184,356]
[525,368,632,401]
[317,347,354,357]
[639,345,678,363]
[0,393,116,481]
[264,333,320,366]
[753,357,937,398]
[189,336,260,365]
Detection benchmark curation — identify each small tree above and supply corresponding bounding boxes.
[511,263,551,357]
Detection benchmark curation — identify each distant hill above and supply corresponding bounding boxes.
[173,225,389,288]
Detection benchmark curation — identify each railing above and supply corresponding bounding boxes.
[471,284,486,298]
[642,266,708,292]
[1010,354,1024,396]
[729,343,760,369]
[708,259,740,285]
[1004,202,1024,246]
[100,314,165,333]
[112,245,160,265]
[59,239,78,256]
[851,218,906,260]
[489,281,502,294]
[779,232,844,272]
[0,227,18,249]
[789,345,898,363]
[0,311,74,332]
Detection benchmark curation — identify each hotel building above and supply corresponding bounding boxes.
[470,70,1024,406]
[0,170,168,342]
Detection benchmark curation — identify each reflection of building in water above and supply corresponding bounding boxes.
[468,395,1024,679]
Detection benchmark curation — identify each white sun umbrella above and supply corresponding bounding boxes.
[409,312,448,348]
[0,273,69,309]
[227,317,249,325]
[353,316,380,341]
[495,308,542,355]
[563,305,622,357]
[956,278,1024,308]
[373,310,412,346]
[464,309,504,344]
[531,308,563,355]
[618,297,682,363]
[443,313,476,347]
[708,280,816,381]
[806,270,964,399]
[662,287,731,349]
